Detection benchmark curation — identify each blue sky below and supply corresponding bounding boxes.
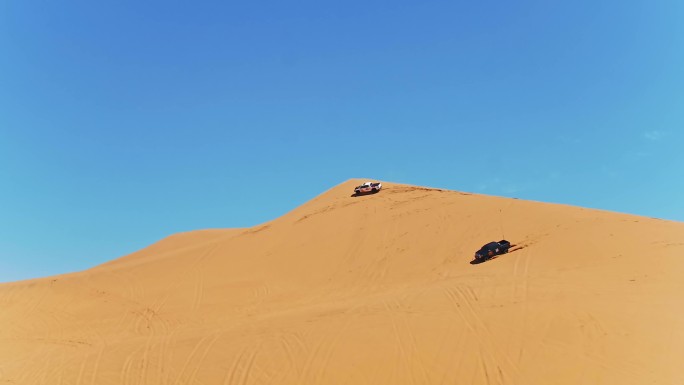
[1,0,683,282]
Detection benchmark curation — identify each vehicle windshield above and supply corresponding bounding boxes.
[480,243,499,252]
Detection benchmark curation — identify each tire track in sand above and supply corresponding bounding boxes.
[222,345,259,385]
[394,297,434,384]
[512,250,532,364]
[278,333,304,380]
[383,299,419,385]
[456,285,519,380]
[311,316,352,385]
[444,285,519,384]
[153,240,221,314]
[175,332,222,385]
[293,313,353,385]
[191,264,205,312]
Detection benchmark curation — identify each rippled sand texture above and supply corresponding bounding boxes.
[2,179,683,385]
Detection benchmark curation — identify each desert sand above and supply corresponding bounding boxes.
[1,179,683,385]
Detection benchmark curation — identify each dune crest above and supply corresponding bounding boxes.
[2,179,683,385]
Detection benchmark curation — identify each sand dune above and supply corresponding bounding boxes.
[1,179,683,384]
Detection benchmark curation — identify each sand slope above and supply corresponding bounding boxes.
[1,179,683,384]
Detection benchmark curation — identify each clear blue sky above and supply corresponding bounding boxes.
[1,0,683,282]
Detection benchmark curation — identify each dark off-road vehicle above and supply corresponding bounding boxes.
[473,240,511,262]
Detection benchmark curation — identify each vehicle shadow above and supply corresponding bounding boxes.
[350,191,380,198]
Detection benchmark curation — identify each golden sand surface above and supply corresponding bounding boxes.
[1,180,683,384]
